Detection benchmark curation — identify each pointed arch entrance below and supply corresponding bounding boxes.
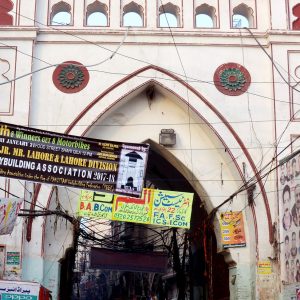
[64,64,271,247]
[38,65,272,299]
[61,140,230,300]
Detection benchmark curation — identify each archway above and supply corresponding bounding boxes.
[38,66,264,299]
[60,141,230,300]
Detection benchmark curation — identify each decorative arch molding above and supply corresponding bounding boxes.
[158,2,181,27]
[31,65,272,255]
[195,3,217,28]
[232,2,255,28]
[50,1,72,25]
[86,0,108,26]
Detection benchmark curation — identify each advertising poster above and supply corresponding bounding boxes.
[77,190,113,219]
[0,122,149,197]
[6,252,19,265]
[77,189,194,229]
[281,282,300,300]
[112,189,153,224]
[219,211,246,248]
[5,252,21,280]
[257,260,272,275]
[279,151,300,284]
[151,190,194,228]
[0,198,23,235]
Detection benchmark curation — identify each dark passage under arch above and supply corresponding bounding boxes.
[60,147,229,300]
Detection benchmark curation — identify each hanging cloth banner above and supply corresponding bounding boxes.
[0,122,149,197]
[0,198,23,235]
[77,188,194,229]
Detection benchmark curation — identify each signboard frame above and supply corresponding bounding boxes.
[0,122,149,197]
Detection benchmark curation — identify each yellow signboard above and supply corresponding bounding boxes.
[77,189,194,229]
[257,261,272,275]
[151,190,193,228]
[112,189,153,224]
[77,190,113,219]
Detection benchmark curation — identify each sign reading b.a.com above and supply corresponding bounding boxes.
[1,294,37,300]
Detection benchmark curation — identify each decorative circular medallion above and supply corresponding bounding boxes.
[52,61,89,93]
[213,62,251,96]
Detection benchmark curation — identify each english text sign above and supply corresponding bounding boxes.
[0,122,149,197]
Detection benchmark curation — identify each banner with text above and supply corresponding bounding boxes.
[219,211,246,249]
[77,190,113,219]
[151,190,193,228]
[77,189,194,229]
[0,122,149,197]
[112,189,153,224]
[0,198,23,235]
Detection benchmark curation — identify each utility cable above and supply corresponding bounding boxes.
[207,135,300,219]
[1,4,300,114]
[0,26,130,86]
[245,27,300,93]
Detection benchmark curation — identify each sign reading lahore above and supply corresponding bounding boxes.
[0,122,149,197]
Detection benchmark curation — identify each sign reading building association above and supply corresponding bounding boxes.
[0,122,149,197]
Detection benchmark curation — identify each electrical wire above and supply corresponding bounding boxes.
[208,136,300,219]
[1,5,300,114]
[1,5,300,252]
[0,26,130,86]
[244,27,300,93]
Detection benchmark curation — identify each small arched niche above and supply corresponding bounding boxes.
[86,1,108,26]
[159,2,180,28]
[122,1,144,27]
[292,3,300,30]
[232,3,254,28]
[50,1,72,26]
[195,3,216,28]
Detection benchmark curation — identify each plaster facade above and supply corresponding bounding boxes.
[0,0,299,299]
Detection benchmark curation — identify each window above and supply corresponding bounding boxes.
[232,14,249,28]
[195,4,216,28]
[232,3,254,28]
[50,1,72,25]
[292,4,300,30]
[86,1,108,26]
[0,0,14,26]
[122,2,144,27]
[159,3,180,27]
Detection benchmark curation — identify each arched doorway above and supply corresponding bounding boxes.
[61,144,229,300]
[41,66,258,299]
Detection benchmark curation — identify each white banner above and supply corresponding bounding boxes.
[0,198,23,235]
